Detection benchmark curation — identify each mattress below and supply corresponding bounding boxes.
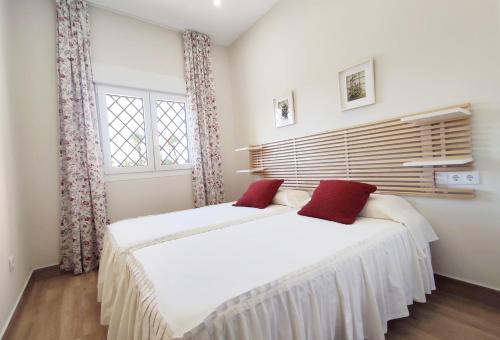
[107,211,436,340]
[98,202,291,324]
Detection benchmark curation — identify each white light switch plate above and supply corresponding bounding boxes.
[435,172,448,185]
[8,255,14,272]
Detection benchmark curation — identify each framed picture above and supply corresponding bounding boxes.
[338,58,375,111]
[273,92,295,128]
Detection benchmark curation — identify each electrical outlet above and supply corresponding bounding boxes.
[463,171,480,185]
[435,171,480,185]
[8,255,14,272]
[448,173,462,184]
[443,171,480,185]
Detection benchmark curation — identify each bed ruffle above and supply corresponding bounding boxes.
[107,229,435,340]
[98,231,127,325]
[98,207,291,325]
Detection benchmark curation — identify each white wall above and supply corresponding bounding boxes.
[1,0,237,331]
[89,7,193,221]
[4,0,60,272]
[0,0,33,334]
[2,0,497,333]
[229,0,500,289]
[3,0,239,268]
[89,7,240,221]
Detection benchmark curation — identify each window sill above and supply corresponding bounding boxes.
[104,168,191,182]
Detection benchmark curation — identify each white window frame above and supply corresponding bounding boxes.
[149,91,192,172]
[96,84,191,177]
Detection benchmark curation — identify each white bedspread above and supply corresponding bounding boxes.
[107,212,436,340]
[360,194,438,255]
[98,203,291,324]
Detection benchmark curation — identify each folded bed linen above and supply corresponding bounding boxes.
[108,211,437,340]
[98,203,291,324]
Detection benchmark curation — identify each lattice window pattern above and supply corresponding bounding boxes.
[155,100,189,165]
[105,94,148,168]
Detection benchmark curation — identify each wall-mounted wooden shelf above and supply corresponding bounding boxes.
[235,146,262,152]
[403,156,473,167]
[400,107,471,125]
[246,103,474,199]
[236,167,265,174]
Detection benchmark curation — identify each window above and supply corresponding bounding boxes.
[96,85,190,175]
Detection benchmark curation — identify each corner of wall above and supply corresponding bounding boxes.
[0,0,39,333]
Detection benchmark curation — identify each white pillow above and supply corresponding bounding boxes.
[359,193,392,220]
[272,189,311,209]
[359,193,438,250]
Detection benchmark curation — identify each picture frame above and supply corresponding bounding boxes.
[338,58,375,111]
[273,92,295,128]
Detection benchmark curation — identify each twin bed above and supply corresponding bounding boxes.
[97,191,438,340]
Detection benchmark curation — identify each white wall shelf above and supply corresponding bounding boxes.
[403,156,473,167]
[235,146,262,152]
[236,167,265,174]
[400,107,471,125]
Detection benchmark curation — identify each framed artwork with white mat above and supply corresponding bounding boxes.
[273,92,295,128]
[339,58,375,111]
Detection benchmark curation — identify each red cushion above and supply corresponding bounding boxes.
[233,179,284,209]
[298,180,377,224]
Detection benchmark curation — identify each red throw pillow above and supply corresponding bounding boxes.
[233,179,284,209]
[298,180,377,224]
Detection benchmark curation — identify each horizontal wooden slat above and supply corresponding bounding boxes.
[246,103,474,199]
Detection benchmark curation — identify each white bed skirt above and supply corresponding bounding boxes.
[98,232,123,324]
[98,205,291,325]
[107,229,435,340]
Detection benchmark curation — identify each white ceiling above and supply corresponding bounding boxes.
[87,0,280,46]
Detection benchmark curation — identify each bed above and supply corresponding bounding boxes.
[104,194,438,340]
[98,202,292,324]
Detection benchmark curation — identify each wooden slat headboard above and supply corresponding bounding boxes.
[246,103,474,199]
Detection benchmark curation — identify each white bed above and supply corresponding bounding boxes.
[98,202,292,324]
[106,195,438,340]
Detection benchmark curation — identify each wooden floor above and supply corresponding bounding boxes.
[5,272,107,340]
[4,272,500,340]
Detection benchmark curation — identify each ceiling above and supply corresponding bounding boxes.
[87,0,280,46]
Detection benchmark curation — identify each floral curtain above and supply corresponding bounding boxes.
[56,0,108,274]
[183,31,225,207]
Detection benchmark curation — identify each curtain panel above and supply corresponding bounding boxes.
[56,0,108,274]
[183,31,225,207]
